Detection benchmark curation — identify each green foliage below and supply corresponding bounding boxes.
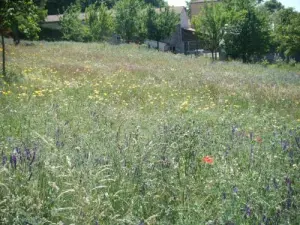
[192,3,226,60]
[273,8,300,59]
[263,0,284,13]
[146,6,179,49]
[85,3,114,41]
[144,0,166,7]
[114,0,146,42]
[60,3,90,42]
[0,0,41,40]
[223,0,271,62]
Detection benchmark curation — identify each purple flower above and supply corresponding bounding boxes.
[287,197,292,209]
[25,148,31,160]
[281,140,289,151]
[244,205,251,217]
[2,155,7,165]
[10,154,17,169]
[285,177,292,186]
[233,186,238,194]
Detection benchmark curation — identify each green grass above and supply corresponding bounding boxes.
[0,41,300,225]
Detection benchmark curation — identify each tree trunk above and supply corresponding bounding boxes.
[157,41,159,51]
[211,50,214,60]
[1,34,5,77]
[12,23,20,45]
[242,55,247,63]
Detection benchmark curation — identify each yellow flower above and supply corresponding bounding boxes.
[180,100,189,112]
[1,90,12,95]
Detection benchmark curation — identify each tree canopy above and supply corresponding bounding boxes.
[192,0,271,62]
[273,8,300,59]
[0,0,42,76]
[192,3,226,60]
[85,3,114,41]
[114,0,145,42]
[146,6,179,50]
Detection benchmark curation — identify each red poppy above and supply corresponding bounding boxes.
[202,156,214,164]
[255,136,263,144]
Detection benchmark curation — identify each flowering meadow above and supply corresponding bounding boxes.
[0,41,300,224]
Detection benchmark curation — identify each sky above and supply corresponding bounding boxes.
[167,0,300,11]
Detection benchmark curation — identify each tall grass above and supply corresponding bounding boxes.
[0,41,299,224]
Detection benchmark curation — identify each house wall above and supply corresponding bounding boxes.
[145,40,169,51]
[164,24,184,53]
[145,6,195,54]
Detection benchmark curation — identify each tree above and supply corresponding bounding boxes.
[85,2,114,41]
[114,0,145,42]
[263,0,283,13]
[60,3,90,42]
[273,8,300,60]
[144,0,165,7]
[223,0,271,62]
[145,6,178,50]
[192,2,226,60]
[0,0,41,77]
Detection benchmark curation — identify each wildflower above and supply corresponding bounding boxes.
[255,136,263,143]
[25,148,31,160]
[2,154,7,165]
[233,186,238,193]
[202,156,214,164]
[285,177,292,186]
[244,204,251,217]
[281,140,289,151]
[10,154,17,169]
[180,100,189,112]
